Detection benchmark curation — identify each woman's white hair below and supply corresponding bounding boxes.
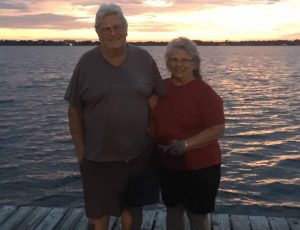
[94,3,128,28]
[165,37,201,78]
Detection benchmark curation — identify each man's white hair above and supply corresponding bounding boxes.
[94,3,128,28]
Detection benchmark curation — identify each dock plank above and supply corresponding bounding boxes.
[108,216,119,230]
[211,213,230,230]
[153,210,166,230]
[18,207,51,230]
[114,217,122,230]
[249,216,270,230]
[142,210,157,230]
[1,205,299,230]
[55,208,84,230]
[0,206,34,230]
[35,207,67,230]
[231,214,251,230]
[0,206,17,225]
[269,217,290,230]
[184,214,190,230]
[73,215,88,230]
[287,218,300,230]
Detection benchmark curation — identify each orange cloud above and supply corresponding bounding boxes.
[0,0,299,41]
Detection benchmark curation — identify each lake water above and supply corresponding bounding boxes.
[0,46,299,217]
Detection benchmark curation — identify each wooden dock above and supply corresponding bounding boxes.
[0,205,299,230]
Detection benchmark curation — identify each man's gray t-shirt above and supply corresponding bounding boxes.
[65,44,165,162]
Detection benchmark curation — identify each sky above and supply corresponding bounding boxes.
[0,0,300,42]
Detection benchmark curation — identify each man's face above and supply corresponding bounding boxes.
[96,14,127,49]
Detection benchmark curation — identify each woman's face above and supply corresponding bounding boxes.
[168,48,195,80]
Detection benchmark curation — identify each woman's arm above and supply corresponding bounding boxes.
[68,105,84,162]
[159,123,225,156]
[185,123,225,151]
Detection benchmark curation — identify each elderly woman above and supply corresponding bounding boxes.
[65,3,165,230]
[152,37,225,230]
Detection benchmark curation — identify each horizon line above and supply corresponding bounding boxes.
[1,38,300,43]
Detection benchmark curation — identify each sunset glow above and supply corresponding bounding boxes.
[0,0,299,41]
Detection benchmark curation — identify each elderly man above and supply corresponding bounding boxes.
[65,3,165,230]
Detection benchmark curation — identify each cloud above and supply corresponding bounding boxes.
[265,0,283,4]
[66,0,144,7]
[0,1,29,10]
[143,0,173,7]
[0,0,297,41]
[114,0,286,16]
[131,22,176,32]
[214,0,284,5]
[280,32,300,39]
[0,13,91,29]
[0,0,285,17]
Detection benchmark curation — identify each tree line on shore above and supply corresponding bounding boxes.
[0,39,299,46]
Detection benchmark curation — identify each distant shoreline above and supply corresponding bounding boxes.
[1,39,300,46]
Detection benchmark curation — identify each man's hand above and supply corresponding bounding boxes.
[68,105,84,163]
[148,95,159,109]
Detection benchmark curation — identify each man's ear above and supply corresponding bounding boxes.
[95,28,102,41]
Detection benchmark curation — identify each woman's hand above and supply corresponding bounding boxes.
[159,140,187,156]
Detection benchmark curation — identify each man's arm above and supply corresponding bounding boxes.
[68,105,84,162]
[148,95,159,136]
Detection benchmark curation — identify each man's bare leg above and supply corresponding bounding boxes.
[90,216,109,230]
[121,207,143,230]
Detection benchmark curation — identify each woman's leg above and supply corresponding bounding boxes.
[166,204,185,230]
[186,211,210,230]
[184,165,220,230]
